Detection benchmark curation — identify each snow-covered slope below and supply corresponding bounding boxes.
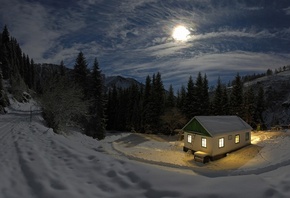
[1,100,290,197]
[244,70,290,127]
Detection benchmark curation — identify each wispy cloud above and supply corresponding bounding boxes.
[284,7,290,15]
[0,0,87,63]
[102,50,290,90]
[1,0,290,90]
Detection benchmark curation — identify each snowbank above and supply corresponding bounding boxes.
[1,100,290,197]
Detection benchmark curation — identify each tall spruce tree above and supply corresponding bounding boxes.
[185,76,196,119]
[212,77,223,115]
[202,73,210,115]
[73,52,88,96]
[150,72,165,131]
[165,84,175,108]
[230,73,244,117]
[0,68,3,91]
[127,84,142,131]
[221,86,229,115]
[195,72,204,115]
[106,85,118,130]
[0,67,9,110]
[60,60,66,76]
[1,25,10,79]
[244,87,256,126]
[142,75,153,132]
[29,58,35,89]
[86,58,106,139]
[177,85,186,115]
[255,87,266,127]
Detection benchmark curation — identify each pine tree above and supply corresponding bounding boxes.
[142,75,153,132]
[202,74,210,115]
[185,76,196,119]
[60,60,66,76]
[165,84,175,108]
[255,87,266,127]
[177,85,186,115]
[22,54,30,86]
[244,87,256,126]
[221,86,229,115]
[195,72,204,115]
[0,67,8,110]
[73,52,88,96]
[106,85,118,130]
[127,84,142,132]
[0,68,3,91]
[86,58,106,139]
[29,58,35,89]
[150,72,165,131]
[230,73,244,117]
[115,88,129,130]
[1,25,10,79]
[2,25,9,44]
[212,77,223,115]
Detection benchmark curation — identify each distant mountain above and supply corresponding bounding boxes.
[34,64,144,91]
[104,75,144,91]
[244,70,290,128]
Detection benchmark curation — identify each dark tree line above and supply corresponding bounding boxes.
[0,26,36,87]
[106,72,266,134]
[106,72,187,134]
[0,25,36,112]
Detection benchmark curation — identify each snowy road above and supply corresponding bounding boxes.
[1,101,290,197]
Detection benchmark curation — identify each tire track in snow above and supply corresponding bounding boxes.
[0,118,33,198]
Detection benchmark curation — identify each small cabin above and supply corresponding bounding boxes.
[182,116,252,163]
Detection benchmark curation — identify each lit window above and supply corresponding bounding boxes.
[201,138,207,148]
[219,138,224,148]
[235,135,240,144]
[245,132,250,141]
[187,134,192,143]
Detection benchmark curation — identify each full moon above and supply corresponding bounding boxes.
[172,25,190,41]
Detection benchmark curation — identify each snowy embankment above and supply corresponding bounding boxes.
[1,99,290,197]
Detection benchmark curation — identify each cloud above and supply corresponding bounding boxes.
[284,7,290,15]
[1,0,290,92]
[0,0,87,62]
[102,50,290,90]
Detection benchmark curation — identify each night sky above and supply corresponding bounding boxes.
[1,0,290,89]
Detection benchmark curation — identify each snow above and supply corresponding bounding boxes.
[1,99,290,197]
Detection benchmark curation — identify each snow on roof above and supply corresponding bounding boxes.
[195,116,252,136]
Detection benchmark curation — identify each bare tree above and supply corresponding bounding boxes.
[41,77,89,133]
[161,107,187,136]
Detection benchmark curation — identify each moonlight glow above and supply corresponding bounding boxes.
[172,25,190,41]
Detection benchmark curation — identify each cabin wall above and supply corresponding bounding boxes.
[211,131,251,157]
[184,131,251,158]
[184,132,213,155]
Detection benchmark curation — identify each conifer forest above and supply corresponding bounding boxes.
[0,25,268,139]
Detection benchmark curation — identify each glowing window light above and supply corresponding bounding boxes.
[219,138,225,148]
[201,137,207,148]
[188,134,192,143]
[235,134,240,144]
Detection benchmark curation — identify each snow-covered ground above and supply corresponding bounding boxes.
[1,99,290,197]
